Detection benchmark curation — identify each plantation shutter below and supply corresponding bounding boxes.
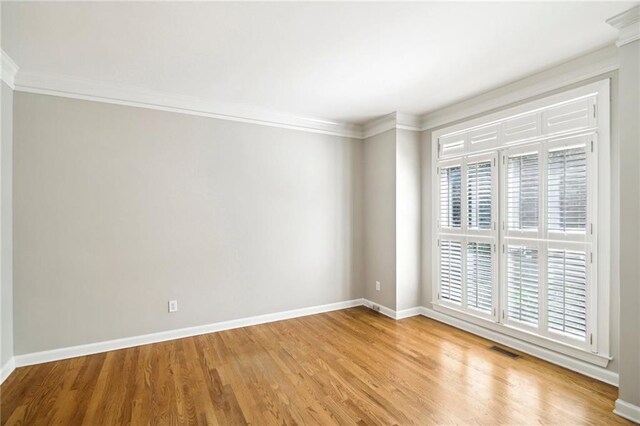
[466,242,493,313]
[547,249,588,340]
[506,245,539,327]
[440,240,462,304]
[433,87,606,355]
[467,160,492,230]
[547,146,587,233]
[507,153,539,231]
[440,165,462,229]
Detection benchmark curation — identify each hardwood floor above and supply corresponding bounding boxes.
[0,307,629,425]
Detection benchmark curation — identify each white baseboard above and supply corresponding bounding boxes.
[421,307,619,386]
[362,298,396,319]
[0,357,16,385]
[361,299,423,320]
[7,300,621,391]
[14,298,364,368]
[396,306,423,319]
[614,399,640,424]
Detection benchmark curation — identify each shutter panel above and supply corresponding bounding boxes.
[507,153,539,231]
[468,124,499,152]
[507,245,539,326]
[466,242,493,313]
[467,160,492,230]
[543,97,593,135]
[439,134,466,158]
[440,240,462,304]
[547,146,587,233]
[548,249,587,339]
[440,165,462,229]
[503,112,540,143]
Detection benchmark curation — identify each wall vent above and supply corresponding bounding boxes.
[490,345,520,359]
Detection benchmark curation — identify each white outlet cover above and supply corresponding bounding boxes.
[168,300,178,313]
[376,281,381,291]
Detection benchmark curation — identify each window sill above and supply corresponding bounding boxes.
[430,302,611,368]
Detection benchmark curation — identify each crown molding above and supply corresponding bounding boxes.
[396,112,422,131]
[607,5,640,47]
[1,50,19,89]
[362,112,421,139]
[13,71,363,139]
[420,44,619,131]
[362,112,397,139]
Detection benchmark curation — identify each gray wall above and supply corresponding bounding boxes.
[617,37,640,407]
[1,82,13,366]
[395,129,421,311]
[363,129,396,308]
[363,128,422,312]
[421,71,621,374]
[420,129,433,309]
[13,92,364,354]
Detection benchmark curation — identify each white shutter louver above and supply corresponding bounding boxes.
[507,153,539,231]
[507,245,539,326]
[440,240,462,304]
[547,147,587,233]
[466,242,493,313]
[547,249,587,340]
[467,161,492,230]
[440,166,462,228]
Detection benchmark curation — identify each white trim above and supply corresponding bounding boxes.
[362,113,398,139]
[0,357,16,385]
[607,6,640,47]
[13,298,363,368]
[361,299,422,320]
[7,300,619,388]
[432,80,604,142]
[362,298,397,319]
[432,302,610,367]
[4,44,619,139]
[1,49,18,90]
[614,399,640,424]
[362,112,421,139]
[395,306,423,319]
[13,71,363,139]
[421,45,618,131]
[421,307,618,386]
[396,113,422,132]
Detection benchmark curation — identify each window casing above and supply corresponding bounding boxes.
[432,80,609,365]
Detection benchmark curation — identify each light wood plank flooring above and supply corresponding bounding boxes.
[0,307,629,425]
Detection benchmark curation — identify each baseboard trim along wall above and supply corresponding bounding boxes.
[362,299,423,320]
[614,399,640,424]
[0,357,16,385]
[9,298,364,375]
[2,300,619,392]
[420,307,619,387]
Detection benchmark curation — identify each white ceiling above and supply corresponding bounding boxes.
[1,1,634,125]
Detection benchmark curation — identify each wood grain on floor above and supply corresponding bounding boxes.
[0,306,629,425]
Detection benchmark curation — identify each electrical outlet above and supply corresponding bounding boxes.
[376,281,381,291]
[168,300,178,313]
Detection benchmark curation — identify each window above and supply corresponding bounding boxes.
[467,160,493,230]
[433,80,608,362]
[439,240,462,304]
[506,244,539,327]
[466,241,493,314]
[507,152,538,231]
[437,153,498,321]
[439,164,462,229]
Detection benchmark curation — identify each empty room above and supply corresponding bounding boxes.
[1,1,639,424]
